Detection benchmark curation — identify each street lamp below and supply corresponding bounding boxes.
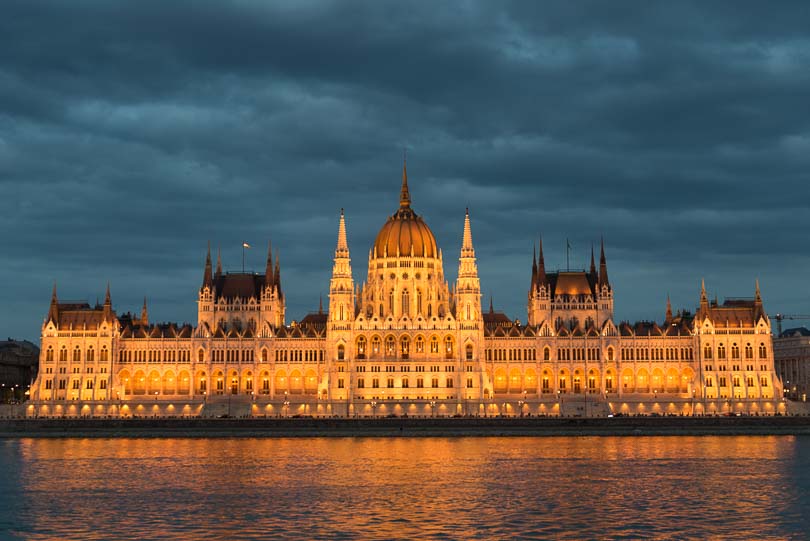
[518,399,524,418]
[370,400,377,417]
[283,400,290,417]
[429,400,436,418]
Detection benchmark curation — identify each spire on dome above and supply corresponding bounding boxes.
[700,279,708,307]
[400,153,411,209]
[336,208,349,255]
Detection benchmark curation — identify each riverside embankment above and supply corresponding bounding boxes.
[2,416,810,438]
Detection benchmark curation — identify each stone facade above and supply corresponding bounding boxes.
[774,327,810,401]
[27,166,785,417]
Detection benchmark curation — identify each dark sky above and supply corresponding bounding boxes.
[3,1,810,342]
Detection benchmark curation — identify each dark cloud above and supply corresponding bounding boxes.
[3,0,810,340]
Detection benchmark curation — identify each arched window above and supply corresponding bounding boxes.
[371,336,381,356]
[444,336,454,358]
[745,343,753,359]
[703,344,712,359]
[401,336,410,356]
[339,304,344,321]
[543,347,550,361]
[466,344,473,361]
[59,347,67,362]
[607,347,614,362]
[718,343,726,359]
[415,336,425,353]
[337,345,345,361]
[389,290,394,315]
[731,343,740,359]
[402,290,409,317]
[427,304,433,318]
[417,290,422,315]
[430,336,439,354]
[198,349,205,363]
[356,336,367,359]
[759,343,767,359]
[46,347,54,362]
[261,348,268,363]
[73,346,81,363]
[100,346,108,363]
[386,336,396,356]
[87,347,94,363]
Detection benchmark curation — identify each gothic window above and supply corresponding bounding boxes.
[340,304,344,321]
[401,336,410,356]
[466,303,471,320]
[717,344,726,359]
[430,336,439,354]
[100,347,108,363]
[445,336,454,358]
[73,346,81,363]
[46,347,54,362]
[389,290,394,315]
[356,336,367,358]
[466,344,473,361]
[415,336,425,353]
[261,349,268,363]
[731,343,740,360]
[544,347,550,361]
[402,377,409,388]
[87,347,94,363]
[704,344,712,359]
[372,336,381,356]
[60,347,67,362]
[386,336,396,356]
[745,343,753,359]
[417,290,422,315]
[402,290,409,317]
[337,345,345,361]
[427,304,433,318]
[759,343,767,359]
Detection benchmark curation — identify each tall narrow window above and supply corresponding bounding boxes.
[402,290,409,317]
[417,290,422,315]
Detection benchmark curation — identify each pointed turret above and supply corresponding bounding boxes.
[665,295,673,325]
[336,208,349,256]
[103,282,112,320]
[319,295,324,314]
[531,243,538,290]
[265,241,274,289]
[47,283,59,323]
[141,297,149,326]
[461,208,475,257]
[589,244,597,276]
[598,238,610,288]
[274,253,282,296]
[755,279,762,305]
[536,237,547,287]
[700,279,709,311]
[202,241,213,288]
[215,247,222,278]
[400,156,411,209]
[489,296,494,314]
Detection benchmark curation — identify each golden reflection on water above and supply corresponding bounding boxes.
[5,436,809,540]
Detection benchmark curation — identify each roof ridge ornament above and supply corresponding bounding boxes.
[400,151,411,209]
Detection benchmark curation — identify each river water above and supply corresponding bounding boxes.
[1,436,808,540]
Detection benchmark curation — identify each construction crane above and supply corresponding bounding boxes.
[773,314,810,336]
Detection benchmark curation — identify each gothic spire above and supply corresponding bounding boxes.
[665,295,672,324]
[461,207,475,257]
[141,296,149,326]
[400,154,411,209]
[274,253,282,296]
[589,243,597,276]
[531,243,538,290]
[700,279,708,308]
[755,279,762,304]
[265,240,274,288]
[598,237,609,288]
[336,208,349,256]
[489,295,494,314]
[215,246,222,277]
[103,282,112,320]
[47,282,59,323]
[203,241,213,288]
[536,236,547,287]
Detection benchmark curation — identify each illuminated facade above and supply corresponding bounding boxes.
[28,165,785,417]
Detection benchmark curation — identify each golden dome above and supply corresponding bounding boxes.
[373,162,438,259]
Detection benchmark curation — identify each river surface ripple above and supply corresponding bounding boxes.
[1,436,808,540]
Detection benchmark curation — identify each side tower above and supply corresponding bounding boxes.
[328,209,355,359]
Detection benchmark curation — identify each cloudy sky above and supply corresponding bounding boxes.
[3,1,810,341]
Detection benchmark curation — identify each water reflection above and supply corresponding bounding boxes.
[3,436,809,540]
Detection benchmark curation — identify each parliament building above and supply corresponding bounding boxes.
[28,165,785,418]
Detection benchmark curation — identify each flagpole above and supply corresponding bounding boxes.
[242,244,245,273]
[566,238,570,271]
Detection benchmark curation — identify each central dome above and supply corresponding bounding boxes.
[373,163,438,259]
